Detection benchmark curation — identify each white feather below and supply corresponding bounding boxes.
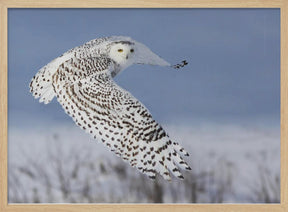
[29,36,190,180]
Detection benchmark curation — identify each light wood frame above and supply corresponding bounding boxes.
[0,0,287,211]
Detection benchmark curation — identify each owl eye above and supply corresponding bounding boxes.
[130,49,134,53]
[118,49,123,52]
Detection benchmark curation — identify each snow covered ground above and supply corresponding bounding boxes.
[8,122,280,203]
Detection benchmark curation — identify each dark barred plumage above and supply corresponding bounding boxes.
[29,36,191,180]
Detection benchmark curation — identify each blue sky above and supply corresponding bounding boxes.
[8,9,280,128]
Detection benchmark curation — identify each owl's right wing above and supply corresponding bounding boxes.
[52,57,191,180]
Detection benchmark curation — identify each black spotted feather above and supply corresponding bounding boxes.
[50,57,191,180]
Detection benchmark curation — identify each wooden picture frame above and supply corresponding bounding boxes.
[0,0,287,211]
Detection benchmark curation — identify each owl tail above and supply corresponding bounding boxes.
[29,64,56,104]
[29,53,72,104]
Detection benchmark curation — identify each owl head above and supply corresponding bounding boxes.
[108,41,136,68]
[108,38,170,70]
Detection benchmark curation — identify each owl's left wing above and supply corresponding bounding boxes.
[52,57,191,180]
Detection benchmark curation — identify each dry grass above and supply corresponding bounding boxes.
[8,133,280,203]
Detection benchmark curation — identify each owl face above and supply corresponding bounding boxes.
[109,42,136,68]
[108,39,170,70]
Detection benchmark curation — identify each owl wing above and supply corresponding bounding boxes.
[29,37,112,104]
[52,57,191,180]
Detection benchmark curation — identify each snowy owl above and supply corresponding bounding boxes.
[29,36,190,180]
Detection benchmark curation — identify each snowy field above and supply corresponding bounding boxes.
[8,122,280,203]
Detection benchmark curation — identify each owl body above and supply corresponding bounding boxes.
[30,36,191,180]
